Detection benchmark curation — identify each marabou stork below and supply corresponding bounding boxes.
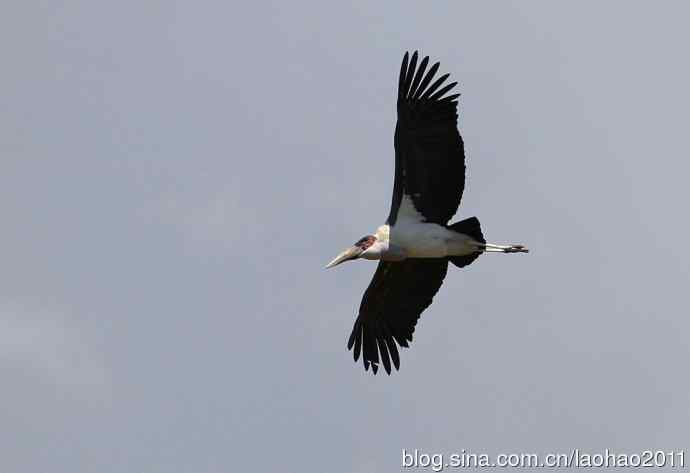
[326,52,528,374]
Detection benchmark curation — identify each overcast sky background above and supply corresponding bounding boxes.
[2,2,689,472]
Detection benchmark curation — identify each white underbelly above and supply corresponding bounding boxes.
[389,221,476,258]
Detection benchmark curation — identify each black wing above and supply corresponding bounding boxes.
[347,259,448,374]
[387,51,465,225]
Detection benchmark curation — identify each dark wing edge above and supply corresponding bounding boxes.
[347,259,449,375]
[387,51,465,225]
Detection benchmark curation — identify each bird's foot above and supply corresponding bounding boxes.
[503,244,529,253]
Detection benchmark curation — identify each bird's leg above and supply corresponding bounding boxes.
[477,243,529,253]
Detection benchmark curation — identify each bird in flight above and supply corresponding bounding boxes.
[326,51,529,375]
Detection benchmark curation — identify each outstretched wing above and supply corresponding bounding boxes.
[347,259,448,374]
[387,51,465,225]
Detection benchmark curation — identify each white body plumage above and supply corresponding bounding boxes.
[363,195,478,260]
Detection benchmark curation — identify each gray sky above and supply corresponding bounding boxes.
[2,1,689,472]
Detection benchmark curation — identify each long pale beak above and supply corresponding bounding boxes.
[325,246,362,269]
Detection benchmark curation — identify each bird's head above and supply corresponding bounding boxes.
[325,235,377,269]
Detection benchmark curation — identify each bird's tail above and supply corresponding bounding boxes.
[447,217,484,268]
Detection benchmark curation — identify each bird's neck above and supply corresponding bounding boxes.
[375,225,390,243]
[372,225,407,261]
